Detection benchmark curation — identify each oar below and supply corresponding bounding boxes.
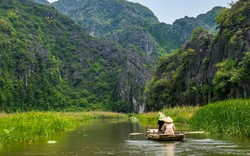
[129,131,205,136]
[129,132,143,136]
[182,131,205,134]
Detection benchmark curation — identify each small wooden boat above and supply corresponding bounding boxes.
[146,129,185,141]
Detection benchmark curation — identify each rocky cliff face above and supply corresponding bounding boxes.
[146,0,250,110]
[114,48,154,112]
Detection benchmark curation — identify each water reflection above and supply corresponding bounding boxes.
[164,143,176,156]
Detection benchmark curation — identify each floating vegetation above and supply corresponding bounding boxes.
[47,140,57,144]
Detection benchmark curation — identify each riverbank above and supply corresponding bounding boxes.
[0,111,127,146]
[190,99,250,137]
[133,106,201,126]
[1,99,249,146]
[133,99,250,137]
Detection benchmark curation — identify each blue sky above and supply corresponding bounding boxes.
[127,0,234,24]
[48,0,235,24]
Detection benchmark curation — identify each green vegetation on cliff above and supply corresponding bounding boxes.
[145,0,250,110]
[0,0,126,112]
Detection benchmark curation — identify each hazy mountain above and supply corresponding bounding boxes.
[52,0,222,54]
[33,0,49,5]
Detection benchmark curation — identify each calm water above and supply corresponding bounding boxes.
[0,119,250,156]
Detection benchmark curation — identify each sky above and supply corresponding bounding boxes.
[47,0,235,24]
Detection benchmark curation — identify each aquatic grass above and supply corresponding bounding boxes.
[0,113,8,117]
[59,111,128,122]
[190,99,250,137]
[87,111,128,119]
[133,112,158,126]
[134,106,201,126]
[58,112,95,122]
[161,106,201,123]
[0,111,128,146]
[0,111,78,145]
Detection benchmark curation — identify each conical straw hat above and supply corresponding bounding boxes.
[163,116,173,123]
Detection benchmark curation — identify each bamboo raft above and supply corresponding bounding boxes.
[146,129,185,141]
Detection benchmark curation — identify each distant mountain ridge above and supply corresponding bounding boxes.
[52,0,159,36]
[34,0,49,5]
[51,0,223,54]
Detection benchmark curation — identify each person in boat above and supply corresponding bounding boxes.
[161,116,175,135]
[158,112,167,133]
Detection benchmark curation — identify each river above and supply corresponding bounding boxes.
[0,119,249,156]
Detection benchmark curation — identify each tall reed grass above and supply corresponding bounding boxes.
[190,99,250,136]
[0,111,128,146]
[59,111,128,122]
[134,106,200,126]
[0,111,78,146]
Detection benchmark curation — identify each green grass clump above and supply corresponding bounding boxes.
[133,112,158,126]
[161,106,201,123]
[134,106,200,126]
[0,111,128,146]
[59,111,128,122]
[190,99,250,136]
[0,111,78,145]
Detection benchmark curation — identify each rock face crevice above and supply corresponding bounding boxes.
[113,49,153,113]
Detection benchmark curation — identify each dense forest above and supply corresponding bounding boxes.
[145,0,250,110]
[0,0,129,112]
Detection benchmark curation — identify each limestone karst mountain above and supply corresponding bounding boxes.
[145,0,250,110]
